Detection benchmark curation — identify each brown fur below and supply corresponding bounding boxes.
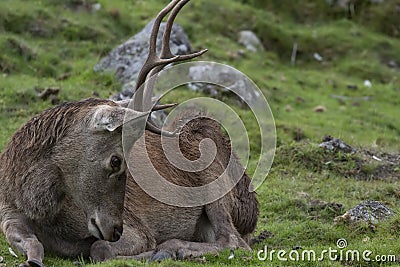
[0,97,258,265]
[91,112,259,261]
[0,98,115,203]
[0,98,147,267]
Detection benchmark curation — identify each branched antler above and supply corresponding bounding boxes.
[134,0,207,136]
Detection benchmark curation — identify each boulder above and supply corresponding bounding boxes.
[188,63,261,107]
[237,30,264,52]
[94,19,192,100]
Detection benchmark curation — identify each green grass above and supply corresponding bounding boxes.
[0,0,399,266]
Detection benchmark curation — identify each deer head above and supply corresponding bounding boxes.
[41,102,148,242]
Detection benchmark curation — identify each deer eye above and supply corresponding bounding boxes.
[110,155,122,172]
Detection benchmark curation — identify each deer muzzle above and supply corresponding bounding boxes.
[88,212,123,242]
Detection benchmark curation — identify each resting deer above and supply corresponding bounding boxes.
[92,0,259,261]
[0,1,258,266]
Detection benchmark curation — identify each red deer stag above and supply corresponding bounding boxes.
[0,1,258,266]
[90,0,259,262]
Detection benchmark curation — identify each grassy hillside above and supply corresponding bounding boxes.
[0,0,399,266]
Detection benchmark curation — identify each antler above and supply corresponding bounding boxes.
[134,0,207,136]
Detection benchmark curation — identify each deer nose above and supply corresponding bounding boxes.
[111,225,123,242]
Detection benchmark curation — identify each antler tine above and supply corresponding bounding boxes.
[160,0,191,59]
[160,0,208,63]
[152,103,177,111]
[134,0,207,137]
[155,0,208,64]
[140,0,192,89]
[144,0,207,101]
[136,0,208,95]
[149,0,207,85]
[146,120,178,137]
[135,0,181,93]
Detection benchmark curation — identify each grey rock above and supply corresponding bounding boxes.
[94,19,192,100]
[319,135,356,153]
[388,60,399,69]
[187,63,261,107]
[335,200,393,224]
[238,30,264,52]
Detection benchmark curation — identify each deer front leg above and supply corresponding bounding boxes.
[2,213,45,267]
[90,221,156,262]
[151,198,249,261]
[204,198,250,251]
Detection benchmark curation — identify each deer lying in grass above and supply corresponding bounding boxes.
[0,1,258,266]
[97,114,259,262]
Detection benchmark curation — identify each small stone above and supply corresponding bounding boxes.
[347,84,358,90]
[313,52,323,61]
[38,87,60,101]
[388,60,398,69]
[364,80,372,88]
[91,3,102,11]
[319,135,355,153]
[334,200,393,224]
[313,105,327,112]
[238,30,265,52]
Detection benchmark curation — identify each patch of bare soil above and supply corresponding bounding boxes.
[249,230,274,245]
[352,149,400,181]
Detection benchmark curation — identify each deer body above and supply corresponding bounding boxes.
[0,100,258,266]
[91,116,258,261]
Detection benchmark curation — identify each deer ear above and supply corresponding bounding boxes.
[89,105,149,132]
[115,99,130,108]
[115,97,158,109]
